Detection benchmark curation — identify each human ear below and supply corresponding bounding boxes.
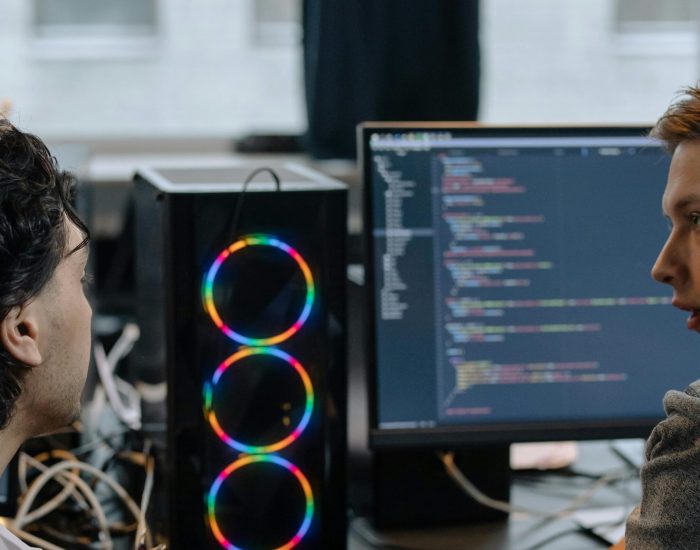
[0,305,42,367]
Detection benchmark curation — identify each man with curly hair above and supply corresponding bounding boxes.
[0,119,91,549]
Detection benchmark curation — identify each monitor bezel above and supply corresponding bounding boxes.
[360,122,663,449]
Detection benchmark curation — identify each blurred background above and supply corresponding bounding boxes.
[0,0,696,142]
[2,0,697,447]
[1,0,697,452]
[1,2,697,546]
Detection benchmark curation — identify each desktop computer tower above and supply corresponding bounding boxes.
[133,163,348,550]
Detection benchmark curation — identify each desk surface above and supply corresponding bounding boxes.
[348,441,641,550]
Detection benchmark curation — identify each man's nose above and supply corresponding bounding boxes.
[651,234,680,285]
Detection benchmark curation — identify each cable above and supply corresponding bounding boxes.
[19,452,88,524]
[2,520,65,550]
[106,323,140,367]
[439,451,631,520]
[91,323,142,431]
[69,427,133,458]
[608,439,644,473]
[212,166,284,398]
[134,443,155,550]
[36,524,94,547]
[14,460,112,548]
[92,341,140,430]
[136,381,167,404]
[205,166,285,427]
[95,323,141,425]
[14,459,153,549]
[18,452,29,494]
[224,167,282,245]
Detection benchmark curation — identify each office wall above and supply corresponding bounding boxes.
[481,0,698,124]
[0,0,696,140]
[0,0,304,139]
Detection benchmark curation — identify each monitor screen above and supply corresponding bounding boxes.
[361,124,699,448]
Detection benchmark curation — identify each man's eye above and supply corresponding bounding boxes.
[692,213,700,226]
[81,272,94,287]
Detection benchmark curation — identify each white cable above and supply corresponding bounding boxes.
[439,451,629,520]
[89,323,141,434]
[116,377,143,422]
[88,384,108,433]
[19,469,102,531]
[136,381,167,404]
[21,453,154,549]
[18,453,28,494]
[134,455,155,550]
[70,426,132,457]
[14,459,154,549]
[93,340,141,430]
[36,524,96,548]
[20,453,87,523]
[78,459,152,549]
[14,461,113,549]
[91,322,141,430]
[3,521,65,550]
[106,323,140,366]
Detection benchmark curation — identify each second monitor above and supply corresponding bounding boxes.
[360,124,690,526]
[361,124,694,448]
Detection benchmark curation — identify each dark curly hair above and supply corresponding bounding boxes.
[0,119,89,430]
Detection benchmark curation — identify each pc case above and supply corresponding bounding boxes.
[133,163,347,549]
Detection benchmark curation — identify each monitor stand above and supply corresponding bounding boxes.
[371,445,510,528]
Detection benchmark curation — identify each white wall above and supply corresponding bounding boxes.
[0,0,305,139]
[0,0,697,141]
[480,0,698,124]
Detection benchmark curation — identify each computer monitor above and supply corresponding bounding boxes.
[361,124,698,451]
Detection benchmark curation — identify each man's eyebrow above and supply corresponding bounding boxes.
[669,193,700,213]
